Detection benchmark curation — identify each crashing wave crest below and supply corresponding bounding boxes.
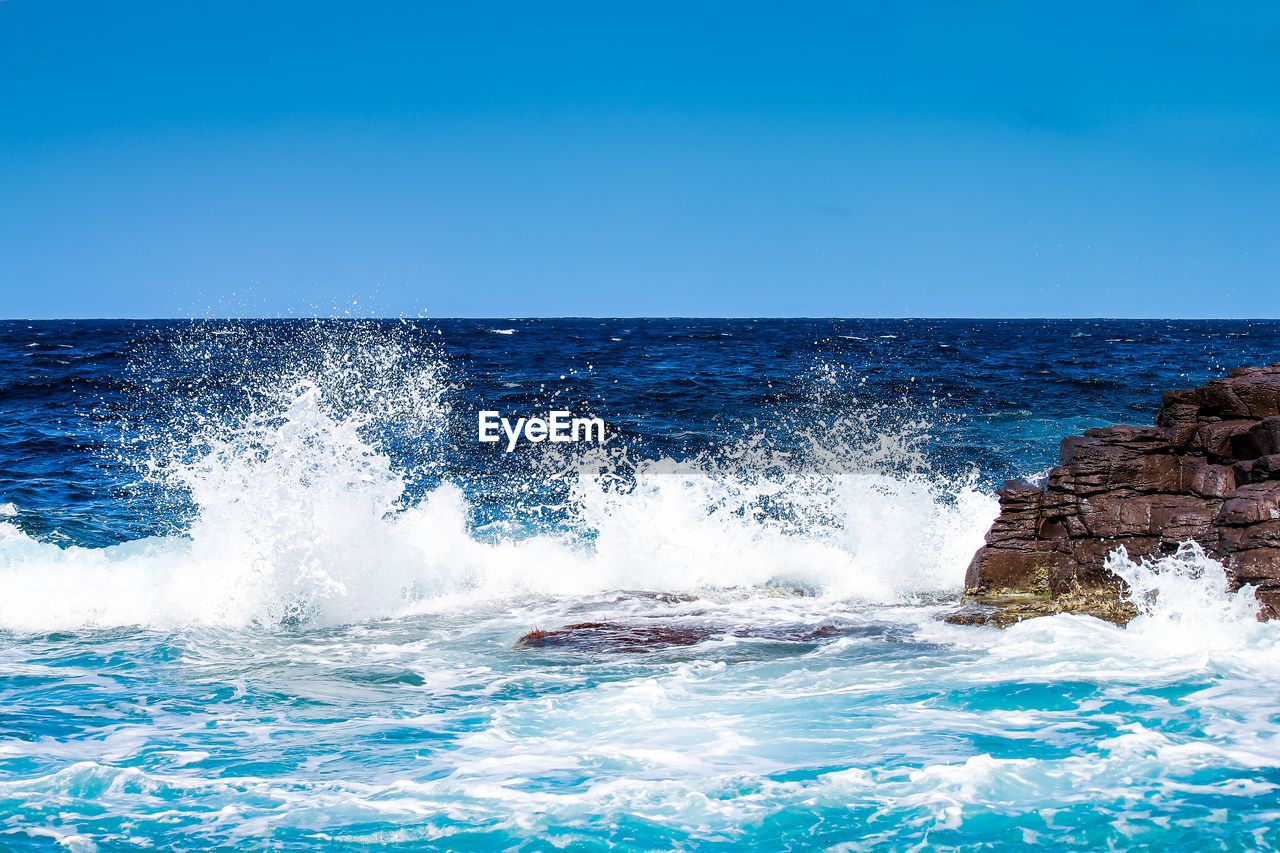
[0,358,996,632]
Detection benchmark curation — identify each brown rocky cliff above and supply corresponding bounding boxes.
[959,363,1280,625]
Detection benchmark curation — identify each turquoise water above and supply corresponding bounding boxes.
[7,585,1279,850]
[3,319,1280,850]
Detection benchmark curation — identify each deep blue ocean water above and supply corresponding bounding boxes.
[3,319,1280,850]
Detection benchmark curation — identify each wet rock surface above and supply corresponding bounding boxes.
[959,363,1280,625]
[514,618,884,654]
[515,621,716,652]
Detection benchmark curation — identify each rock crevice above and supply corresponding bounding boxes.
[960,363,1280,624]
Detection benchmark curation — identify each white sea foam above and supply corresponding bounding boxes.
[957,541,1280,693]
[0,367,996,632]
[6,538,1280,847]
[1107,541,1261,628]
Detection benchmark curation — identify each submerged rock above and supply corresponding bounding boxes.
[514,618,880,653]
[958,363,1280,625]
[515,621,715,652]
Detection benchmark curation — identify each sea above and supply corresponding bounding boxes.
[2,318,1280,851]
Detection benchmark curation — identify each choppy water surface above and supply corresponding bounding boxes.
[3,319,1280,850]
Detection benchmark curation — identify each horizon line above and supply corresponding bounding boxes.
[3,316,1280,323]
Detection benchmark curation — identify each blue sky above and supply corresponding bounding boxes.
[2,1,1278,318]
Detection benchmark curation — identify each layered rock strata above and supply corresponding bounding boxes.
[958,363,1280,625]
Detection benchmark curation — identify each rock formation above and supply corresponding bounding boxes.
[956,363,1280,626]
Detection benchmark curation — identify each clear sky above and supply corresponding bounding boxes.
[2,1,1278,318]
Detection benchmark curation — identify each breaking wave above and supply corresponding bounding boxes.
[0,343,996,633]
